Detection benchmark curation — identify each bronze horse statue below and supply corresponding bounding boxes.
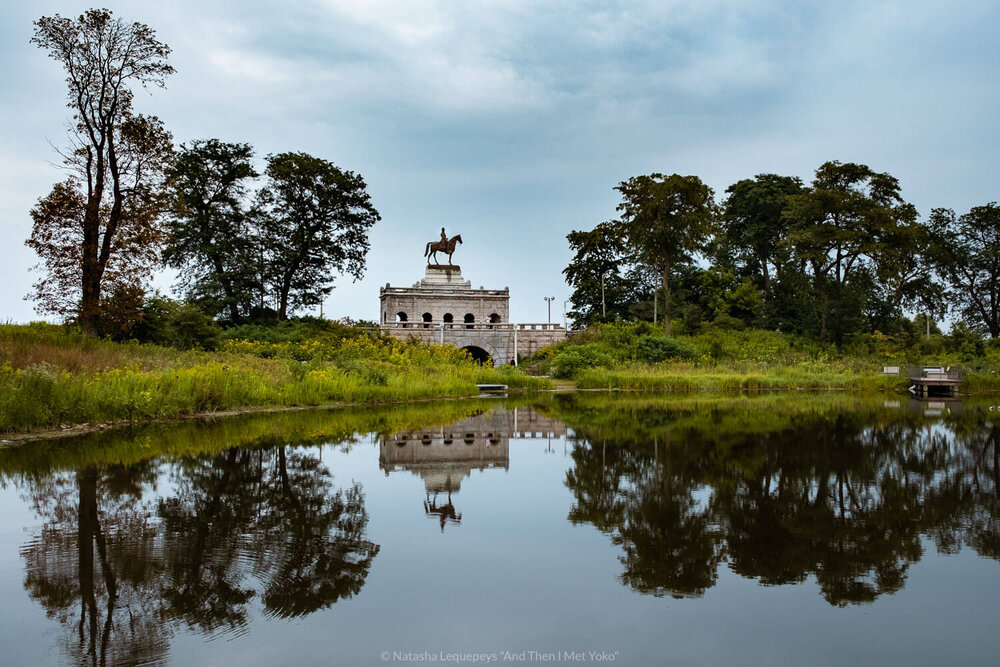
[424,234,463,265]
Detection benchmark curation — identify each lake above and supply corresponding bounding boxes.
[0,393,998,666]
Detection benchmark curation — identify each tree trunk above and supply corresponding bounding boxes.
[759,251,771,293]
[601,272,606,319]
[79,184,105,337]
[212,255,241,323]
[819,283,829,344]
[78,467,98,657]
[662,258,672,336]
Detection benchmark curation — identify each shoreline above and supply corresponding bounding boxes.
[7,380,993,444]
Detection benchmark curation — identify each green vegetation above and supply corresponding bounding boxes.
[0,323,548,434]
[546,392,1000,603]
[0,397,519,473]
[523,322,1000,392]
[566,163,1000,348]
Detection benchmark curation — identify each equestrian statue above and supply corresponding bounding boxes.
[424,227,463,265]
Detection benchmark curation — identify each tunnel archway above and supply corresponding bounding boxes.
[462,345,492,365]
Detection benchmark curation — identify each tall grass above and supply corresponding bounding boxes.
[0,323,549,433]
[528,322,1000,393]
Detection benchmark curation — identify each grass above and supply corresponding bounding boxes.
[0,397,525,474]
[0,323,549,433]
[524,322,1000,394]
[573,363,1000,393]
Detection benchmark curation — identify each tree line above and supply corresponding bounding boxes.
[27,9,379,337]
[565,166,1000,343]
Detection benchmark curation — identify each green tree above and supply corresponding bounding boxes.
[563,221,653,325]
[29,9,174,335]
[615,174,716,335]
[164,140,259,323]
[721,174,804,294]
[783,161,919,343]
[928,203,1000,338]
[257,153,380,320]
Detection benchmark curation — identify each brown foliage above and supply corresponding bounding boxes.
[28,9,174,334]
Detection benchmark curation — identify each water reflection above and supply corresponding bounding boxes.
[379,407,566,531]
[17,444,377,665]
[3,395,1000,665]
[555,395,1000,605]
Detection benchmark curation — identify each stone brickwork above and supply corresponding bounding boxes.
[379,265,565,365]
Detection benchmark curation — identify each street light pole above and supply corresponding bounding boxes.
[544,296,555,324]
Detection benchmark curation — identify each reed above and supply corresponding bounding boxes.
[0,323,549,433]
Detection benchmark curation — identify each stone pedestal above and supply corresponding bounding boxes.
[420,265,471,289]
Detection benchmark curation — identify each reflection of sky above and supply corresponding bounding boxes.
[0,414,999,665]
[2,1,1000,324]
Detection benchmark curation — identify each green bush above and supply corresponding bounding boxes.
[131,296,222,350]
[636,335,698,362]
[552,346,614,379]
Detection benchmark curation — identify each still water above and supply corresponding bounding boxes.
[0,393,998,666]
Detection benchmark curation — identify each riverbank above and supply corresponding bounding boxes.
[5,321,1000,436]
[0,323,549,434]
[524,323,1000,394]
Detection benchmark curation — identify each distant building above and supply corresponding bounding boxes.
[379,265,565,365]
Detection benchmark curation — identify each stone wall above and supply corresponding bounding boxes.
[378,265,566,365]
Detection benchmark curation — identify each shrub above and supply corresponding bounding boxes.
[551,346,614,379]
[636,335,698,362]
[131,296,222,350]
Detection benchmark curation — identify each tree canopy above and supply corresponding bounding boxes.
[257,152,381,321]
[164,139,259,323]
[615,174,716,335]
[29,9,174,335]
[564,160,992,344]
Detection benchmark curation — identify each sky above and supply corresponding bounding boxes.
[1,0,998,325]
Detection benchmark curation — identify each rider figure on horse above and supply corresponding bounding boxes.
[440,227,447,243]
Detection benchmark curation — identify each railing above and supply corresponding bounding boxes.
[907,365,962,381]
[380,322,566,332]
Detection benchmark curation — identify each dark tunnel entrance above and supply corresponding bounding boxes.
[462,345,492,365]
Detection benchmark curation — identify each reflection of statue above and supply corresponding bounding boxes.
[425,491,462,532]
[424,232,463,266]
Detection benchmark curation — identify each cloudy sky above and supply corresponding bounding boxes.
[1,0,998,324]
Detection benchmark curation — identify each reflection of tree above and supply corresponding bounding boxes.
[21,463,169,666]
[568,438,722,598]
[256,447,379,618]
[564,408,1000,606]
[158,448,259,632]
[19,444,378,664]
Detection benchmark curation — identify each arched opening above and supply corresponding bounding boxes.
[464,313,475,329]
[396,311,408,328]
[443,313,453,325]
[463,345,492,365]
[488,313,500,329]
[422,312,432,328]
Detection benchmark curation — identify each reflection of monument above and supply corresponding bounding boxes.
[379,231,567,366]
[378,407,568,531]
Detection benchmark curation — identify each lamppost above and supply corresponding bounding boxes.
[544,296,555,324]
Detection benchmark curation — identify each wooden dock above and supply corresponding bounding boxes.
[908,366,962,397]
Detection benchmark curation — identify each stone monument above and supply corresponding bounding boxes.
[379,229,567,365]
